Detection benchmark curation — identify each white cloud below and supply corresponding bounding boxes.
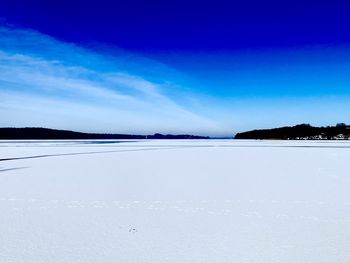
[0,26,223,135]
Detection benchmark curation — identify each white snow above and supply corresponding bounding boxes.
[1,139,350,262]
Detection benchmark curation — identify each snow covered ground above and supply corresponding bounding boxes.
[1,139,350,262]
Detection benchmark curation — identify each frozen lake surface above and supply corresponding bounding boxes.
[1,139,350,262]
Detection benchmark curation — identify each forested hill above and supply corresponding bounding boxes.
[0,127,209,140]
[234,124,350,140]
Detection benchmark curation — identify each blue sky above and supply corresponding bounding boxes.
[1,0,350,136]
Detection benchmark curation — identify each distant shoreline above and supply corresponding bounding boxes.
[0,127,210,140]
[235,124,350,140]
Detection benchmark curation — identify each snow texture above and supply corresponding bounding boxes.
[1,139,350,262]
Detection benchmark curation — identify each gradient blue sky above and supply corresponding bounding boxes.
[1,0,350,136]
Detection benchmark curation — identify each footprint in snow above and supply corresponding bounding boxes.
[129,228,138,234]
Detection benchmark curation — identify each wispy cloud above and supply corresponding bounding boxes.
[0,26,223,135]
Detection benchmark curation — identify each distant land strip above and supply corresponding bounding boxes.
[235,123,350,140]
[0,127,209,140]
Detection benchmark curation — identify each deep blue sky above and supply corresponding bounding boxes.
[2,0,350,51]
[1,0,350,136]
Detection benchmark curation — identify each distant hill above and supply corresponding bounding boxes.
[0,127,209,140]
[234,124,350,140]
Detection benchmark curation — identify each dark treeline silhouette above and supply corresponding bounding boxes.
[0,127,209,140]
[234,123,350,140]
